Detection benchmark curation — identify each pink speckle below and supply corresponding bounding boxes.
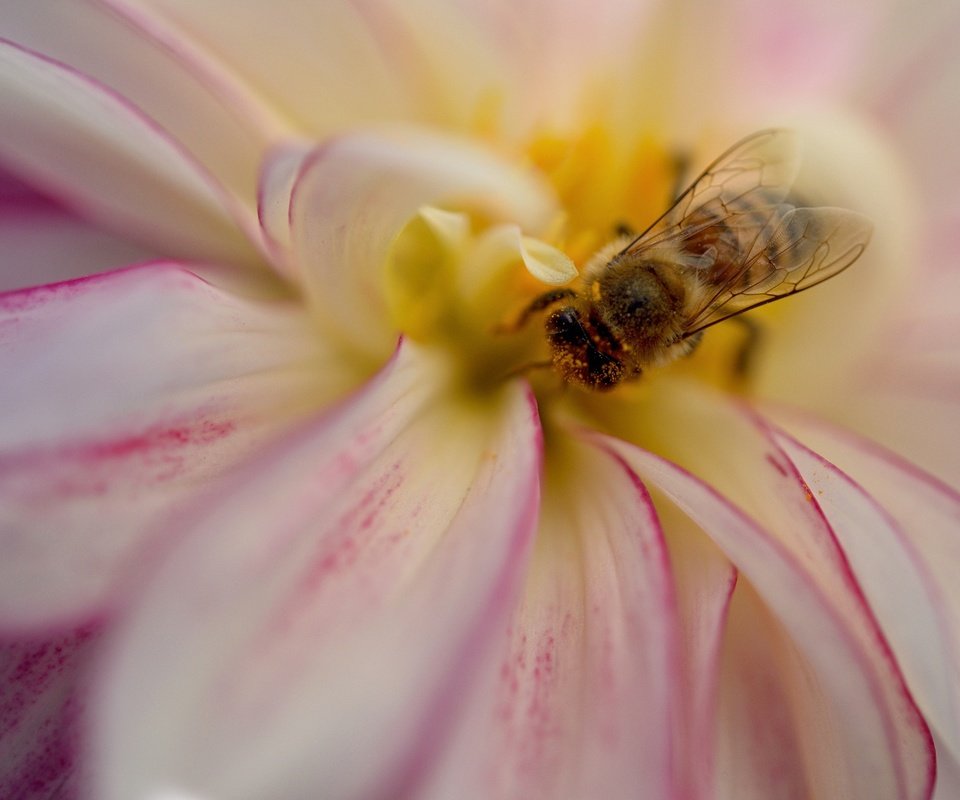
[0,415,238,505]
[70,418,235,462]
[0,624,99,799]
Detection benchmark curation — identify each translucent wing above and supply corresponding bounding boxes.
[621,129,801,260]
[681,206,874,335]
[618,128,872,337]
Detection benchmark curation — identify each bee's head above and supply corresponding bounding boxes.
[545,306,624,390]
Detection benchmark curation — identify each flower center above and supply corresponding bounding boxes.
[383,128,754,403]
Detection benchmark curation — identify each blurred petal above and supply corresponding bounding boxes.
[628,0,890,132]
[0,0,290,215]
[0,625,99,799]
[136,0,425,133]
[90,346,541,800]
[771,412,960,767]
[863,0,960,211]
[278,129,558,356]
[603,393,935,798]
[0,264,343,630]
[714,578,858,799]
[0,38,260,265]
[421,432,682,799]
[0,195,154,292]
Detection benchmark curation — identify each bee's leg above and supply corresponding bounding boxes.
[729,315,762,379]
[613,221,634,238]
[495,288,577,333]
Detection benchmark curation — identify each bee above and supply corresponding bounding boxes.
[523,129,874,390]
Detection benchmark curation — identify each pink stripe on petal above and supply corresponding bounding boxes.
[420,431,684,799]
[2,0,291,225]
[0,38,262,265]
[281,129,558,356]
[89,346,542,800]
[771,411,960,766]
[0,263,341,629]
[605,431,934,799]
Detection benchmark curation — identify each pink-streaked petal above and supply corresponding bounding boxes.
[89,350,541,800]
[0,263,345,630]
[0,196,155,292]
[0,38,260,265]
[282,129,558,356]
[773,428,960,751]
[771,411,960,761]
[420,432,682,798]
[0,624,100,799]
[604,417,934,798]
[1,0,291,217]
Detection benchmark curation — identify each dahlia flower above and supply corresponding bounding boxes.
[1,1,958,799]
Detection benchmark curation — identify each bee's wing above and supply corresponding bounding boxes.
[681,206,874,335]
[622,129,801,255]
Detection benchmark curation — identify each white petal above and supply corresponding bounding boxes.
[0,264,344,628]
[0,39,259,264]
[2,0,290,218]
[89,346,542,800]
[772,411,960,769]
[602,382,934,798]
[421,431,683,798]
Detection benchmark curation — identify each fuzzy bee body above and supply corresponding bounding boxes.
[539,130,873,391]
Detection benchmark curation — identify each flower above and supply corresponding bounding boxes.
[1,1,958,799]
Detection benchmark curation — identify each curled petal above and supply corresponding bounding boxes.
[0,264,343,630]
[602,398,934,799]
[462,225,576,288]
[772,411,960,769]
[89,346,542,800]
[280,129,559,356]
[421,432,683,798]
[0,38,260,264]
[1,0,291,213]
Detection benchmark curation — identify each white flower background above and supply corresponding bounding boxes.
[0,1,959,799]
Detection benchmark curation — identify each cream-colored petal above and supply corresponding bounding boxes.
[281,128,557,356]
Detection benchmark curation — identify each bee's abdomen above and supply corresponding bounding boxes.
[680,193,791,285]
